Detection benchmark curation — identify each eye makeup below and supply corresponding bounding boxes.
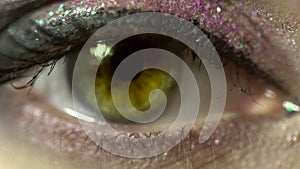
[1,1,300,169]
[0,0,49,30]
[29,0,295,53]
[2,0,299,100]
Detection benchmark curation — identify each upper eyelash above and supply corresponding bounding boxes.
[0,21,251,88]
[0,1,237,84]
[0,8,125,84]
[9,59,59,90]
[0,0,280,95]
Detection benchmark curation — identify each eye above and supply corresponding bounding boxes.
[1,1,300,168]
[34,32,291,121]
[36,32,213,125]
[30,18,292,158]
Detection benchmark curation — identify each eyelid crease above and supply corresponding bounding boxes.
[0,1,224,84]
[0,1,236,84]
[0,0,297,98]
[0,0,49,31]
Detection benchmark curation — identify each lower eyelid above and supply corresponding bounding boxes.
[2,38,291,166]
[1,39,285,168]
[1,2,300,169]
[0,82,295,169]
[1,87,100,157]
[0,17,296,167]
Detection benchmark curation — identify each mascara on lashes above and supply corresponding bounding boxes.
[1,0,290,84]
[0,0,294,91]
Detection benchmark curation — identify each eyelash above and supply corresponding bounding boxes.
[0,1,259,85]
[4,9,291,134]
[1,16,276,103]
[8,35,255,97]
[0,7,129,84]
[3,0,298,160]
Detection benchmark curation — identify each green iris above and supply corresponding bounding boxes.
[93,34,189,122]
[95,62,174,122]
[72,34,194,123]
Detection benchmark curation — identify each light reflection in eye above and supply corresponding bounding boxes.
[72,33,210,124]
[1,29,298,169]
[31,32,294,144]
[64,107,96,123]
[1,0,300,168]
[283,101,300,113]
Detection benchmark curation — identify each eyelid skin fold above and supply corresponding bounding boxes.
[1,1,300,168]
[0,0,49,30]
[0,0,299,101]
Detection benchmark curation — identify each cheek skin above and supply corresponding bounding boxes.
[1,84,300,169]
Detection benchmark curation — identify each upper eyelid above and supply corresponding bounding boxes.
[0,4,124,84]
[0,1,293,88]
[0,0,48,30]
[0,1,229,83]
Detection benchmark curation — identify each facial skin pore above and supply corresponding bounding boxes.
[0,0,300,169]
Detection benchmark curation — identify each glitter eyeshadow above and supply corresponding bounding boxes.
[29,0,297,56]
[0,0,48,30]
[3,0,300,98]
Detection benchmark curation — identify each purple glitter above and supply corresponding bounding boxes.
[28,0,300,97]
[30,0,297,57]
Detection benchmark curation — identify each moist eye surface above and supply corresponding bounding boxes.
[1,1,300,168]
[71,33,205,123]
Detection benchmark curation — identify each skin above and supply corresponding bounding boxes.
[1,0,300,169]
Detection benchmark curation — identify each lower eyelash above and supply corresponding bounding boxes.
[4,81,287,168]
[1,45,294,167]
